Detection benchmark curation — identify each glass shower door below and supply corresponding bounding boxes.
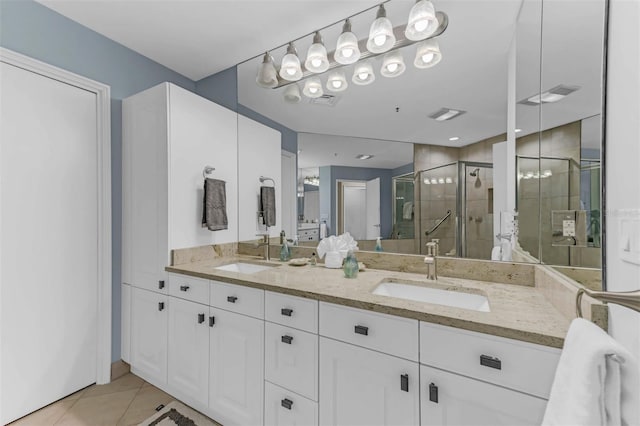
[418,164,458,256]
[460,162,494,259]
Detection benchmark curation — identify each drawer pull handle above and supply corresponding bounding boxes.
[281,335,293,344]
[281,308,293,317]
[480,354,502,370]
[354,325,369,336]
[429,383,438,403]
[158,280,165,289]
[227,296,238,303]
[281,398,293,410]
[401,374,409,392]
[180,285,190,292]
[158,302,165,311]
[209,316,215,327]
[198,313,205,324]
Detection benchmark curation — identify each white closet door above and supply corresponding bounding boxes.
[1,62,99,423]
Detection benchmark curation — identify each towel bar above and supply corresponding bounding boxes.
[576,288,640,318]
[203,166,215,178]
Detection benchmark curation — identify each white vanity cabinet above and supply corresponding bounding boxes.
[167,297,209,407]
[319,302,420,426]
[130,287,168,386]
[208,306,264,426]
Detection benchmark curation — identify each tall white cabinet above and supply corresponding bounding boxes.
[122,82,238,294]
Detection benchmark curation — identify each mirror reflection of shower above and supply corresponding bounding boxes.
[469,168,482,188]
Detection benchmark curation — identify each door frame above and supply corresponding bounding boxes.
[0,48,112,384]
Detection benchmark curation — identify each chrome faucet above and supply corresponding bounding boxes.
[255,234,270,261]
[424,239,439,280]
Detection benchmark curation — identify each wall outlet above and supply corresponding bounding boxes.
[620,218,640,265]
[562,219,576,237]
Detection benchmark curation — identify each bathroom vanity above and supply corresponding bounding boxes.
[121,255,585,426]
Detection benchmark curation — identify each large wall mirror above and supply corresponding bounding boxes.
[236,0,606,288]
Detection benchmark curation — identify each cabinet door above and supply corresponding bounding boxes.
[265,381,318,426]
[319,337,419,426]
[420,365,547,426]
[167,297,209,406]
[131,287,168,385]
[209,307,264,426]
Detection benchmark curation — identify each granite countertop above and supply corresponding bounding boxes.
[166,255,570,348]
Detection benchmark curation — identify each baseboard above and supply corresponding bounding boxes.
[111,359,131,381]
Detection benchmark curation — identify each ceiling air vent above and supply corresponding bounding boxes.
[308,94,340,107]
[519,84,581,106]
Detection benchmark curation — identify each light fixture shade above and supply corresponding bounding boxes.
[381,50,406,78]
[414,39,442,68]
[305,32,330,73]
[302,77,323,98]
[283,84,301,103]
[256,52,278,88]
[279,43,303,81]
[367,5,396,54]
[352,61,375,85]
[326,70,348,92]
[335,19,361,65]
[405,0,439,41]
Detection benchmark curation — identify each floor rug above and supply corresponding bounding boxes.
[139,401,220,426]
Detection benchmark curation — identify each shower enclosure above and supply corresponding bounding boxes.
[417,161,493,259]
[391,173,415,240]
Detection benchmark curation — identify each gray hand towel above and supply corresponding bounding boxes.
[260,186,276,227]
[202,178,228,231]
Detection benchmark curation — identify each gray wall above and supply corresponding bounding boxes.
[0,0,197,363]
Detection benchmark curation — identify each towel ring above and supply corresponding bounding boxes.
[203,166,215,179]
[259,176,275,186]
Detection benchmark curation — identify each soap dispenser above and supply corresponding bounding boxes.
[279,240,291,262]
[375,236,383,252]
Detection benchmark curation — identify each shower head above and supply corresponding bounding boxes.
[469,168,480,177]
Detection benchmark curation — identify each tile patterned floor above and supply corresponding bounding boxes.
[8,373,187,426]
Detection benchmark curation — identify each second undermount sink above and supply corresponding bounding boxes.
[214,262,276,274]
[372,280,491,312]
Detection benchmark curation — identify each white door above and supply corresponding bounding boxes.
[167,297,209,406]
[209,307,264,426]
[0,61,100,423]
[319,337,420,426]
[366,177,381,239]
[420,364,547,426]
[130,287,168,386]
[343,184,366,239]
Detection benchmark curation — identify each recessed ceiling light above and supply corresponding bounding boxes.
[519,84,580,106]
[429,107,466,121]
[514,128,522,133]
[449,136,460,141]
[356,154,374,160]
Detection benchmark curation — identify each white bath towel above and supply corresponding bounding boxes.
[500,239,512,261]
[490,246,502,261]
[542,318,640,426]
[402,202,413,220]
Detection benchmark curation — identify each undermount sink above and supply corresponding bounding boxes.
[214,262,276,274]
[372,281,491,312]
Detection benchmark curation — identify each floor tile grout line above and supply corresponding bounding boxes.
[115,381,146,426]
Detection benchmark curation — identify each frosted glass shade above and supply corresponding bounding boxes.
[352,61,375,85]
[326,71,348,92]
[305,33,330,73]
[405,0,439,41]
[335,20,361,64]
[283,84,301,103]
[414,39,442,68]
[256,53,278,88]
[279,43,303,81]
[381,51,406,78]
[302,77,323,98]
[367,5,396,54]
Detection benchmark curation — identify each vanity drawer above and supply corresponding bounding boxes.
[210,281,264,319]
[265,291,318,333]
[319,302,419,362]
[298,228,319,242]
[265,381,318,426]
[167,273,209,305]
[419,322,560,399]
[265,322,318,401]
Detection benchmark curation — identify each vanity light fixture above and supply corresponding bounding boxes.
[283,83,302,103]
[279,43,303,81]
[445,177,453,183]
[305,32,330,73]
[256,52,278,88]
[356,154,374,160]
[304,175,320,186]
[405,0,439,41]
[303,77,324,98]
[352,61,376,85]
[430,178,438,184]
[519,84,580,105]
[429,107,466,121]
[335,19,361,65]
[367,5,396,54]
[414,39,442,68]
[327,70,348,92]
[381,50,406,78]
